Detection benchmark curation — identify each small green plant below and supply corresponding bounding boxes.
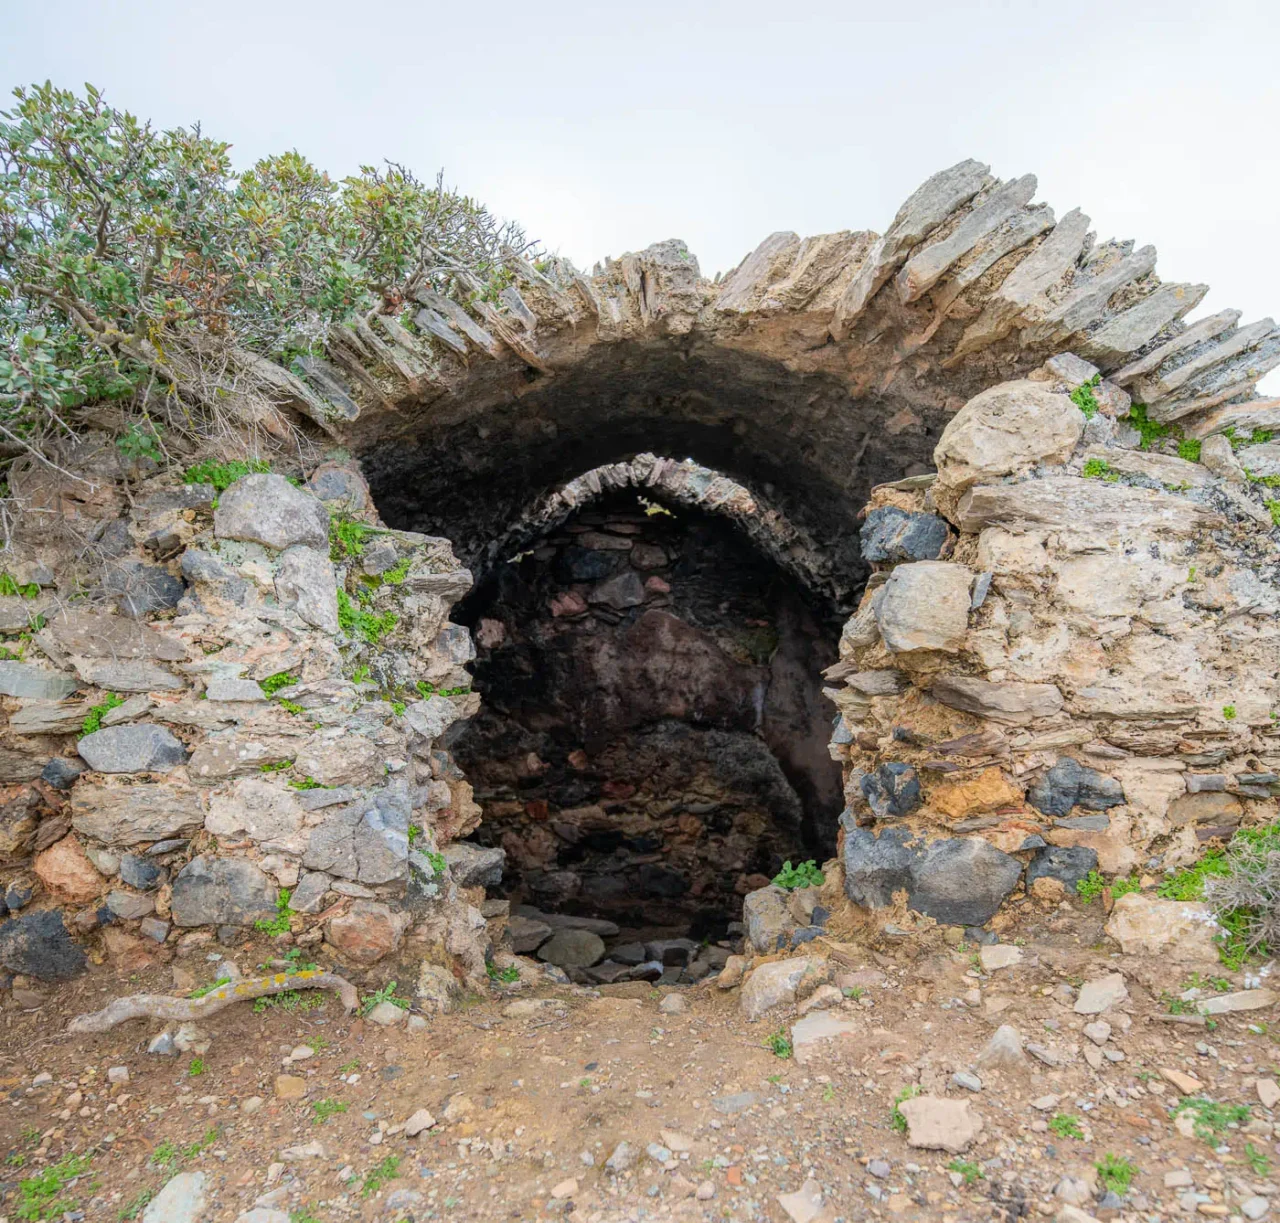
[338,1059,361,1075]
[312,1098,348,1125]
[1082,457,1120,482]
[1245,1142,1272,1176]
[360,981,410,1016]
[290,1209,323,1223]
[351,664,371,684]
[0,573,40,599]
[253,989,327,1014]
[337,589,398,645]
[361,1154,402,1198]
[1070,374,1101,419]
[383,556,412,584]
[1128,402,1172,451]
[184,458,270,492]
[821,1083,835,1103]
[1172,1096,1250,1143]
[254,888,293,936]
[117,421,163,461]
[771,859,825,890]
[17,1150,94,1220]
[1048,1113,1083,1139]
[188,1057,206,1077]
[415,679,471,699]
[1111,874,1142,899]
[277,698,306,716]
[843,985,865,1000]
[889,1084,921,1133]
[1076,870,1106,902]
[486,962,520,984]
[80,693,124,736]
[259,671,297,697]
[117,1187,156,1220]
[391,700,406,716]
[1223,704,1237,721]
[259,758,293,774]
[287,775,327,791]
[407,823,422,846]
[765,1029,793,1059]
[1094,1153,1137,1196]
[946,1158,983,1185]
[1162,991,1197,1016]
[330,515,371,561]
[1178,438,1202,463]
[1268,500,1280,530]
[421,848,446,877]
[188,974,231,999]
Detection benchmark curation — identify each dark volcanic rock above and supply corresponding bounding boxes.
[1028,758,1123,818]
[859,507,952,564]
[0,909,86,980]
[1026,845,1099,891]
[860,763,922,819]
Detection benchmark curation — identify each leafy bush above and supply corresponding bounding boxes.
[1200,822,1280,965]
[772,860,825,890]
[1069,375,1101,419]
[1,82,534,454]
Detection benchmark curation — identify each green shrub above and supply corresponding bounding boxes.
[1069,375,1101,419]
[1095,1153,1136,1196]
[1177,438,1202,463]
[1048,1113,1083,1139]
[254,888,293,936]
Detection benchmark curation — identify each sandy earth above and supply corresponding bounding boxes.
[1,900,1277,1223]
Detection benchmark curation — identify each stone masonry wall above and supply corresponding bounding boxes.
[0,444,493,991]
[824,352,1280,934]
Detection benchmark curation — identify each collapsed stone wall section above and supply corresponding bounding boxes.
[824,352,1280,935]
[0,446,495,991]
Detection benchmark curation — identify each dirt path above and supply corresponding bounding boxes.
[1,904,1277,1222]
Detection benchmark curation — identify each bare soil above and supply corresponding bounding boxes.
[1,900,1277,1222]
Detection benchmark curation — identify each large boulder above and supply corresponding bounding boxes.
[537,928,605,969]
[77,724,187,774]
[859,507,952,564]
[875,562,973,654]
[843,826,1022,926]
[170,855,277,927]
[933,380,1083,515]
[214,473,328,551]
[274,546,339,634]
[0,909,86,980]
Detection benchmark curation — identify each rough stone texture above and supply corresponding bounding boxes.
[1104,893,1219,963]
[859,507,951,564]
[933,381,1083,513]
[859,763,922,819]
[842,825,1021,926]
[743,885,795,954]
[898,1096,985,1153]
[537,928,606,969]
[274,545,339,633]
[71,781,203,846]
[141,1171,207,1223]
[1027,758,1124,818]
[740,956,825,1022]
[0,662,77,700]
[171,855,278,928]
[325,900,404,964]
[0,909,86,980]
[442,841,504,888]
[214,473,329,551]
[929,676,1063,726]
[1074,973,1129,1014]
[77,724,187,774]
[1026,845,1098,892]
[875,561,972,654]
[33,835,103,904]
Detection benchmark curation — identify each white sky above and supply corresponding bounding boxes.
[3,0,1278,388]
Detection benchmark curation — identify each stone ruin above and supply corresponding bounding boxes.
[0,158,1277,997]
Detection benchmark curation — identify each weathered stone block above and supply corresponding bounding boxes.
[859,507,952,564]
[214,473,328,551]
[77,724,187,774]
[1027,758,1123,818]
[875,561,972,653]
[171,855,277,927]
[860,763,922,819]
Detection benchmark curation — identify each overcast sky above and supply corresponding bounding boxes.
[3,0,1277,386]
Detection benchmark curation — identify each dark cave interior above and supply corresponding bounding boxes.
[447,486,846,949]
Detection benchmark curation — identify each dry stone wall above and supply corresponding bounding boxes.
[825,353,1280,932]
[0,450,493,989]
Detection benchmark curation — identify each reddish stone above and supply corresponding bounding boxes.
[644,575,671,594]
[549,591,587,617]
[524,799,549,821]
[602,780,636,800]
[324,900,404,965]
[567,750,590,771]
[34,834,103,904]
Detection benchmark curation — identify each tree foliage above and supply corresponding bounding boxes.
[0,81,533,456]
